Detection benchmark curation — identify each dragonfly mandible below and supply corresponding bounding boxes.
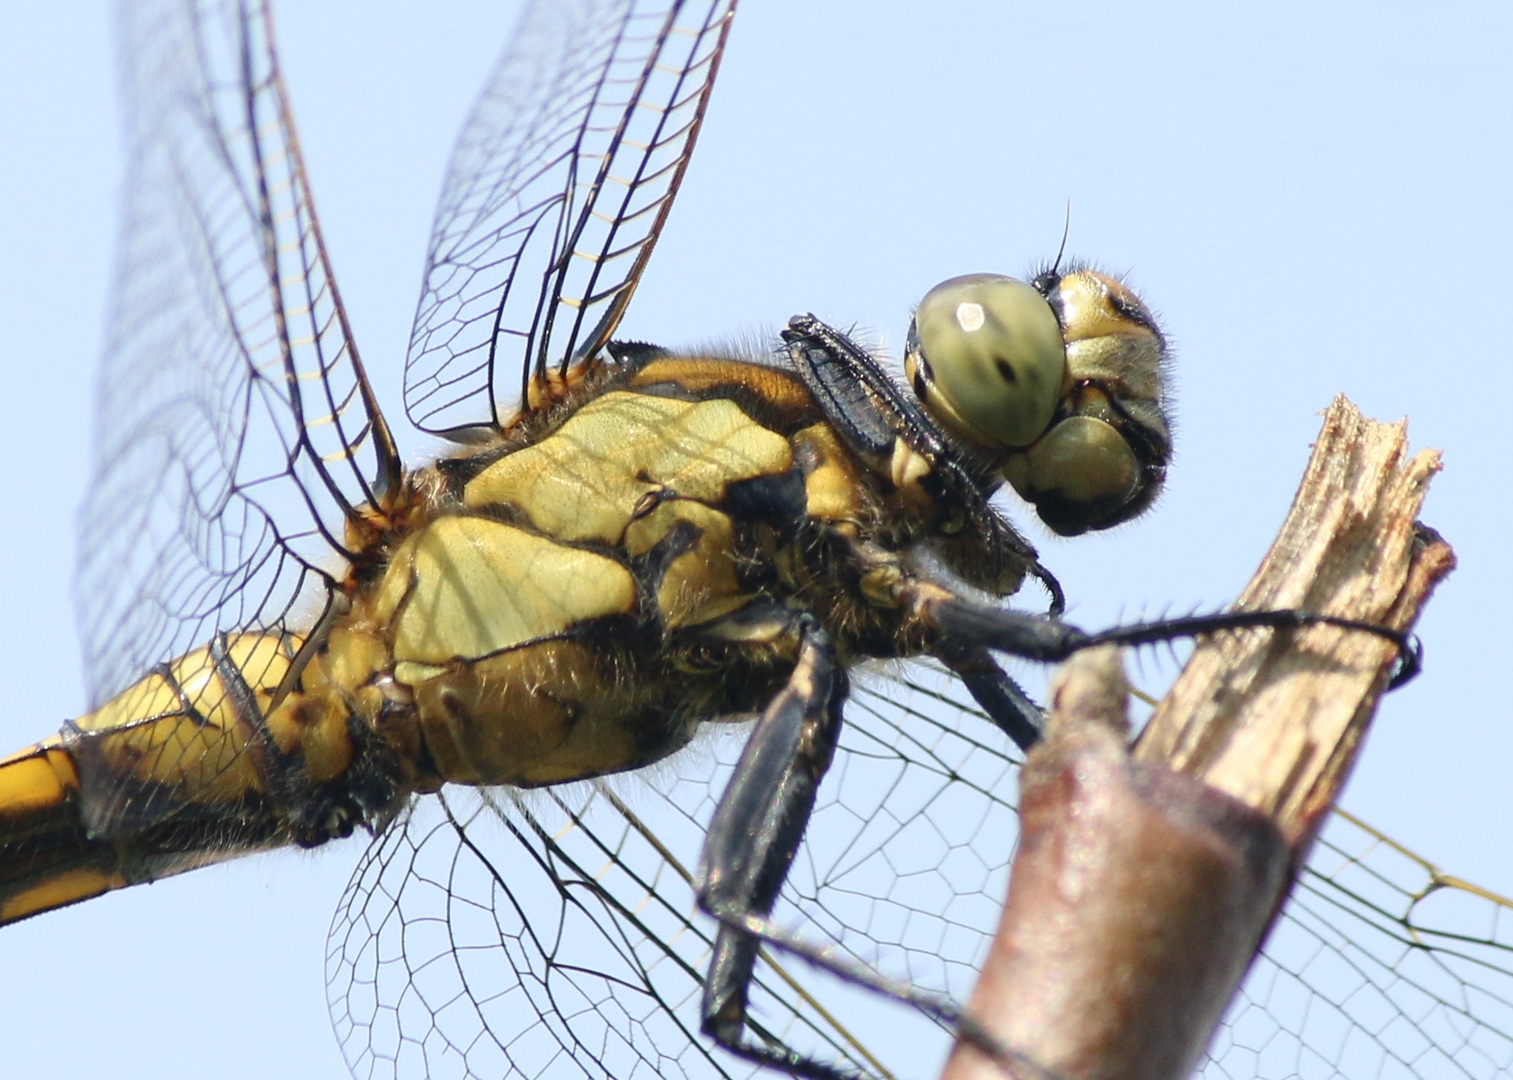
[0,3,1508,1080]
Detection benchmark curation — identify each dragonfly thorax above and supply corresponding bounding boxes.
[342,346,1036,792]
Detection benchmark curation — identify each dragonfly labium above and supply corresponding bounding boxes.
[0,2,1500,1080]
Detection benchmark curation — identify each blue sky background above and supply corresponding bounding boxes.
[0,2,1509,1077]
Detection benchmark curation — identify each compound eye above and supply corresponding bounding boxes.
[1001,415,1142,537]
[905,274,1067,451]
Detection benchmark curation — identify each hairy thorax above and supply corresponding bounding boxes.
[330,349,1009,796]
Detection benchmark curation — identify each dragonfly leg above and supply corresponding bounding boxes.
[695,613,866,1080]
[935,644,1046,753]
[696,908,1049,1080]
[911,584,1422,690]
[693,623,1050,1077]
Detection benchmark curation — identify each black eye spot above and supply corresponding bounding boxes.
[995,358,1018,384]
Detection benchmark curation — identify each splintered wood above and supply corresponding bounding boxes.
[943,398,1454,1080]
[1134,396,1452,844]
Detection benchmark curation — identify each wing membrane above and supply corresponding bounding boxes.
[327,789,868,1080]
[329,668,1513,1079]
[1208,810,1513,1078]
[78,0,398,711]
[403,0,736,439]
[72,0,399,836]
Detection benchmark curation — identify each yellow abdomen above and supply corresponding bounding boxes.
[0,630,388,925]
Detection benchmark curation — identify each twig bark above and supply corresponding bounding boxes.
[940,397,1454,1080]
[1135,396,1452,841]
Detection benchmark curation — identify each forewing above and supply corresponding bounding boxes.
[769,679,1513,1080]
[403,0,736,439]
[330,668,1513,1080]
[74,0,398,819]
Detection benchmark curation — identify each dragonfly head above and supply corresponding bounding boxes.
[905,269,1171,537]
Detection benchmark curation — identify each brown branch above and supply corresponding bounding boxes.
[940,397,1454,1080]
[1134,395,1451,842]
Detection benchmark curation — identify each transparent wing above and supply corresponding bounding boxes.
[1206,810,1513,1079]
[403,0,736,439]
[325,672,1020,1080]
[73,0,399,818]
[328,667,1513,1080]
[327,789,731,1080]
[325,789,871,1080]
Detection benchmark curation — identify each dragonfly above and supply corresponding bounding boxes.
[0,3,1507,1080]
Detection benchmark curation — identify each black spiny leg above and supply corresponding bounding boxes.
[912,586,1422,689]
[689,589,1419,1078]
[937,644,1046,753]
[696,615,856,1080]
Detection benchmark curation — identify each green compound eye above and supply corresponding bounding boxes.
[905,274,1067,450]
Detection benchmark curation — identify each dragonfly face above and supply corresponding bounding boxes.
[0,3,1505,1080]
[905,271,1170,536]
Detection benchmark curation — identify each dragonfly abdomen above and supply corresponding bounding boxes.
[0,629,412,925]
[0,741,134,922]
